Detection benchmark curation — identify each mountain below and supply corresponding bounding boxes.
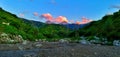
[21,18,45,28]
[74,10,120,42]
[0,7,41,40]
[0,7,72,42]
[3,7,120,44]
[21,18,88,30]
[62,23,89,30]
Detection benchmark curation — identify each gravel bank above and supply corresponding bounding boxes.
[0,42,120,57]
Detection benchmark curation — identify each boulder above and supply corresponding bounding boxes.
[79,40,91,45]
[59,39,69,43]
[113,40,120,46]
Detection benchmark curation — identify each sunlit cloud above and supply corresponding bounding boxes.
[75,21,81,25]
[41,13,93,24]
[41,13,53,22]
[75,17,93,25]
[55,16,68,23]
[80,17,93,24]
[41,13,68,24]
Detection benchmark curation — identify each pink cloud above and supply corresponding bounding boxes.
[41,13,53,22]
[41,13,93,24]
[80,17,93,24]
[55,16,68,23]
[75,17,93,25]
[75,21,81,25]
[41,13,69,24]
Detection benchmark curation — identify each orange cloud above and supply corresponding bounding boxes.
[41,13,68,24]
[55,16,68,23]
[33,12,39,16]
[80,17,93,24]
[75,21,81,25]
[41,13,93,24]
[75,17,92,25]
[41,13,53,22]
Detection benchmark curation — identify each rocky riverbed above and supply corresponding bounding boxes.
[0,42,120,57]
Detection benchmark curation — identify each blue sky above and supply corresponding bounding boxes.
[0,0,120,23]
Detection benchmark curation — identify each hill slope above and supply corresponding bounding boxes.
[77,10,120,42]
[0,8,72,43]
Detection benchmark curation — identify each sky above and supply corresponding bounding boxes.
[0,0,120,24]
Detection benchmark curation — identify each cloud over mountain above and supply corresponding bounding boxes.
[41,13,92,24]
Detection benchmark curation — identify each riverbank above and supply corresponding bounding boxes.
[0,42,120,57]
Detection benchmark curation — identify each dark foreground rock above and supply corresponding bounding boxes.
[0,42,120,57]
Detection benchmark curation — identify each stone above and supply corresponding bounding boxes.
[59,39,69,43]
[9,40,14,43]
[94,52,97,55]
[22,40,29,45]
[94,36,100,40]
[113,40,120,46]
[1,33,8,37]
[35,39,38,42]
[80,36,86,40]
[79,40,91,45]
[23,53,37,57]
[18,46,25,50]
[35,44,42,48]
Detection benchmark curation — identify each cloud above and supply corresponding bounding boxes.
[75,17,93,25]
[55,16,68,23]
[33,12,39,16]
[111,5,120,9]
[75,21,81,25]
[41,13,93,24]
[41,13,68,24]
[80,17,93,24]
[41,13,53,22]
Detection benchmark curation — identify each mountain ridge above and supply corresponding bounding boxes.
[75,10,120,42]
